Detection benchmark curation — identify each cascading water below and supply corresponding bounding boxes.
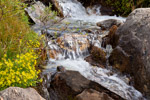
[57,0,125,23]
[42,0,146,100]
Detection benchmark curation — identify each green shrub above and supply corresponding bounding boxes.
[0,0,43,90]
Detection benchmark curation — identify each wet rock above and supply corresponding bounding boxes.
[51,0,64,17]
[57,34,90,51]
[85,46,106,68]
[102,25,118,48]
[75,89,114,100]
[49,49,59,59]
[25,1,45,24]
[109,8,150,97]
[96,19,123,30]
[57,66,66,72]
[48,34,90,59]
[48,70,124,100]
[0,87,45,100]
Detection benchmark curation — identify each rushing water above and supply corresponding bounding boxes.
[42,0,146,100]
[57,0,125,23]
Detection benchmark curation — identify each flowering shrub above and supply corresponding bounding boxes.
[0,0,45,91]
[0,51,41,91]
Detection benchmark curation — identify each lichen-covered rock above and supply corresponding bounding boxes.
[109,8,150,98]
[0,87,45,100]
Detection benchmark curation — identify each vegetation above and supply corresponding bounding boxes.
[105,0,150,16]
[0,51,41,90]
[0,0,43,90]
[79,0,150,16]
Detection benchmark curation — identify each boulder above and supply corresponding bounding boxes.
[75,89,114,100]
[25,1,45,25]
[0,87,45,100]
[109,8,150,97]
[85,46,106,68]
[96,19,123,30]
[48,70,124,100]
[102,25,118,48]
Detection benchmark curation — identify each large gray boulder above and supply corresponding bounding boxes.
[0,87,45,100]
[25,1,45,25]
[109,8,150,98]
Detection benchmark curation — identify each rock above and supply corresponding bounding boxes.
[102,25,118,48]
[57,34,90,51]
[75,89,114,100]
[51,0,64,17]
[85,46,106,68]
[25,1,45,24]
[0,87,45,100]
[48,70,124,100]
[49,49,59,59]
[96,19,123,30]
[109,8,150,97]
[48,34,90,59]
[57,66,66,72]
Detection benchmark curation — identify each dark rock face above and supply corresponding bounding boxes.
[96,19,123,30]
[109,8,150,97]
[48,70,124,100]
[0,87,45,100]
[75,89,114,100]
[102,25,118,48]
[85,46,106,68]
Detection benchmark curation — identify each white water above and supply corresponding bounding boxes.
[47,58,143,100]
[45,0,145,100]
[57,0,126,23]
